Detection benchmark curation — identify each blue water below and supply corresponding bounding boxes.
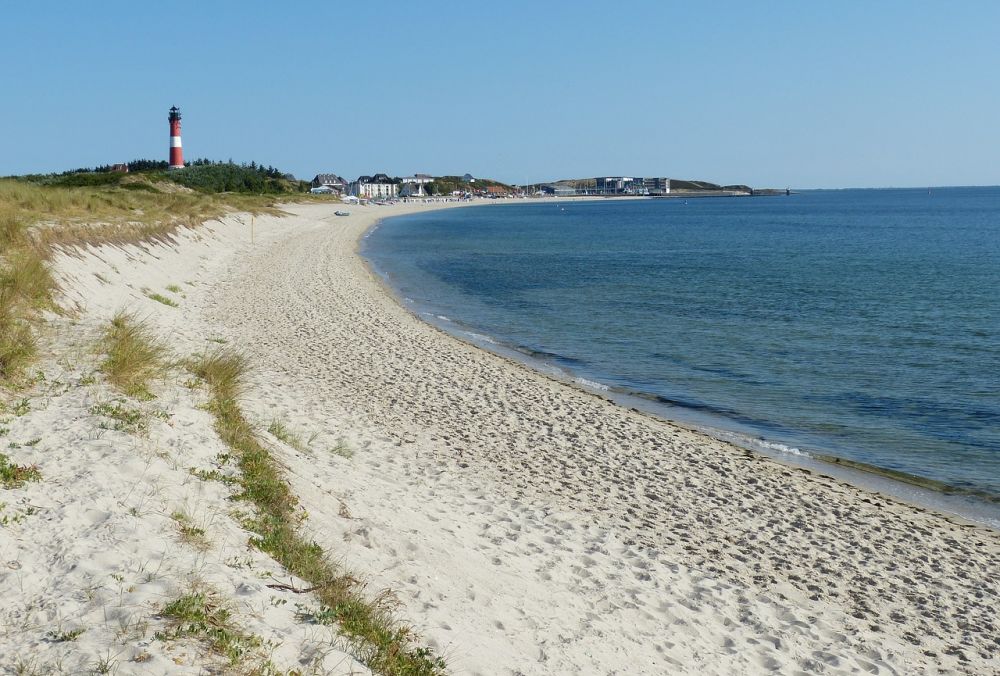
[363,189,1000,498]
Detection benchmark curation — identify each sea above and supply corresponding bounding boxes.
[362,188,1000,527]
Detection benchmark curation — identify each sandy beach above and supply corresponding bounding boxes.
[2,199,998,674]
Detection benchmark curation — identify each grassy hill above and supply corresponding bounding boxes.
[12,159,310,195]
[424,176,512,195]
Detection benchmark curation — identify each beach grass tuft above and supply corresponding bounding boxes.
[171,510,211,551]
[146,291,178,308]
[99,311,168,398]
[268,419,307,452]
[331,439,354,459]
[190,348,446,675]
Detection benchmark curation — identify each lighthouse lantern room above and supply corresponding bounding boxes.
[168,106,184,169]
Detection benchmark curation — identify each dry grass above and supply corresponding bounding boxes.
[0,211,55,380]
[0,178,290,384]
[1,178,284,249]
[99,311,168,398]
[191,349,445,675]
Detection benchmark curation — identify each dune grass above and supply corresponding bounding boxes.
[267,419,307,452]
[0,211,56,380]
[0,178,284,249]
[191,349,445,676]
[146,291,179,308]
[99,311,168,399]
[0,178,286,385]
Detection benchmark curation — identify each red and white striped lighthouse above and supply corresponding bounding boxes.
[168,106,184,169]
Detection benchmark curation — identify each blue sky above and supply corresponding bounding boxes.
[2,1,998,188]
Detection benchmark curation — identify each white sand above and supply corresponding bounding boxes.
[2,200,998,674]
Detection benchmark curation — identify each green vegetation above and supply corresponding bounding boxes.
[0,453,41,488]
[166,161,305,194]
[146,291,179,307]
[46,627,85,642]
[331,439,354,459]
[12,158,307,195]
[268,419,307,452]
[157,589,272,671]
[171,510,211,550]
[90,401,150,435]
[191,349,445,675]
[0,211,55,380]
[99,311,168,398]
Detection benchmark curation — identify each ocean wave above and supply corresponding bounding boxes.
[753,439,811,458]
[574,377,609,392]
[711,428,811,459]
[462,330,497,345]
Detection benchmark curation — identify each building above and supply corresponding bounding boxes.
[595,177,646,195]
[350,173,398,199]
[400,173,434,197]
[311,174,348,194]
[643,177,670,195]
[540,183,577,196]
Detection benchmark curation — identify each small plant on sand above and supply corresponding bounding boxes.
[99,311,167,399]
[90,401,148,434]
[0,453,41,488]
[171,510,211,550]
[190,348,446,675]
[165,284,182,293]
[268,419,306,452]
[145,291,178,308]
[46,627,85,643]
[156,587,272,670]
[331,439,354,459]
[92,650,120,675]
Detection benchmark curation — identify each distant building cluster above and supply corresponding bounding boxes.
[592,177,671,196]
[400,174,433,197]
[309,171,490,199]
[308,172,681,201]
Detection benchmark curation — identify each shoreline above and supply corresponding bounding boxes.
[9,199,995,673]
[361,201,1000,531]
[207,200,996,671]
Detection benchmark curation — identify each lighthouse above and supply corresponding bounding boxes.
[168,106,184,169]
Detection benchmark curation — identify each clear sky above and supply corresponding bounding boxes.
[2,1,998,188]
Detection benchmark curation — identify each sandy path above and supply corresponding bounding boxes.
[200,202,999,674]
